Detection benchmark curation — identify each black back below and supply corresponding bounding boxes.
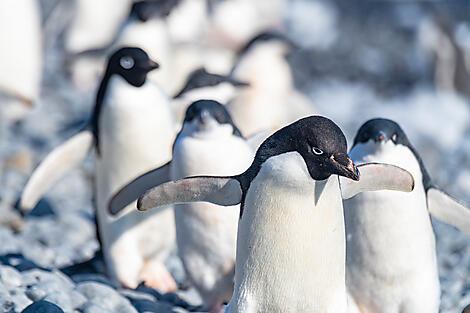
[183,99,243,137]
[236,116,353,216]
[91,47,159,154]
[353,118,433,190]
[129,0,180,21]
[173,68,249,98]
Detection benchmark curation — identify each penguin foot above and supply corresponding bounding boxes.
[209,303,224,313]
[139,259,177,293]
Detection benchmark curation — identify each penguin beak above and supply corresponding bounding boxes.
[226,76,250,87]
[198,109,211,125]
[374,131,387,143]
[146,59,160,72]
[329,153,360,181]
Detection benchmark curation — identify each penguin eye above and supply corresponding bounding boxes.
[392,134,397,142]
[312,147,324,155]
[120,56,135,69]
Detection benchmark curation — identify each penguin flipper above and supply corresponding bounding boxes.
[427,188,470,233]
[20,130,94,210]
[137,176,242,211]
[340,162,415,200]
[108,161,171,215]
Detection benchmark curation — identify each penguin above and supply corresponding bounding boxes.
[344,118,470,313]
[109,100,255,312]
[207,0,285,50]
[226,31,315,136]
[20,47,177,291]
[171,68,249,123]
[68,0,178,93]
[131,116,415,312]
[0,0,42,121]
[65,0,133,54]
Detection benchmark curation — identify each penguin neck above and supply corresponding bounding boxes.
[350,140,424,187]
[232,152,347,312]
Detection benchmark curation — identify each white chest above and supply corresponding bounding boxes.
[230,152,348,313]
[344,141,438,304]
[96,76,174,201]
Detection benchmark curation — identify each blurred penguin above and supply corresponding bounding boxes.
[65,0,133,53]
[227,31,315,136]
[109,100,255,312]
[207,0,286,50]
[0,0,42,121]
[68,0,178,93]
[20,47,177,291]
[171,67,249,123]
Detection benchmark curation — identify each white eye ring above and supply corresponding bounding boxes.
[392,134,397,142]
[120,56,134,69]
[312,147,323,155]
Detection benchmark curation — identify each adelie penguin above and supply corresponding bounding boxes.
[344,118,470,313]
[20,47,177,291]
[227,31,316,136]
[68,0,179,93]
[110,100,258,312]
[171,68,248,123]
[0,0,41,121]
[132,116,415,312]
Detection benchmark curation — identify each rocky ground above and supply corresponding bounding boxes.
[1,0,470,312]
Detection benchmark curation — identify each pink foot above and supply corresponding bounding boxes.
[139,259,177,293]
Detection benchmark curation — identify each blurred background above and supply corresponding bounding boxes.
[1,0,470,312]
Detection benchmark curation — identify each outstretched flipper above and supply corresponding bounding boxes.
[340,163,415,200]
[20,130,93,210]
[108,161,171,215]
[427,188,470,234]
[137,176,242,211]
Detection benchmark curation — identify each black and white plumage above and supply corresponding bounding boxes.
[110,100,254,312]
[0,0,41,121]
[21,47,177,292]
[227,31,315,136]
[132,116,414,313]
[345,118,470,313]
[171,68,248,123]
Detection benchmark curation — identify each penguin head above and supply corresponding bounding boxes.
[130,0,180,22]
[249,116,359,182]
[351,117,432,190]
[174,68,249,100]
[237,31,298,58]
[182,99,242,137]
[106,47,159,87]
[353,118,410,147]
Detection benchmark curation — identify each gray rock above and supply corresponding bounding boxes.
[79,302,114,313]
[0,285,33,312]
[0,265,22,287]
[21,300,65,313]
[25,285,47,301]
[76,282,137,313]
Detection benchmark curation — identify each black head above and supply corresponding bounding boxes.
[352,118,433,190]
[130,0,180,22]
[105,47,159,87]
[173,68,249,98]
[183,99,242,137]
[353,118,410,146]
[242,116,358,183]
[237,31,298,57]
